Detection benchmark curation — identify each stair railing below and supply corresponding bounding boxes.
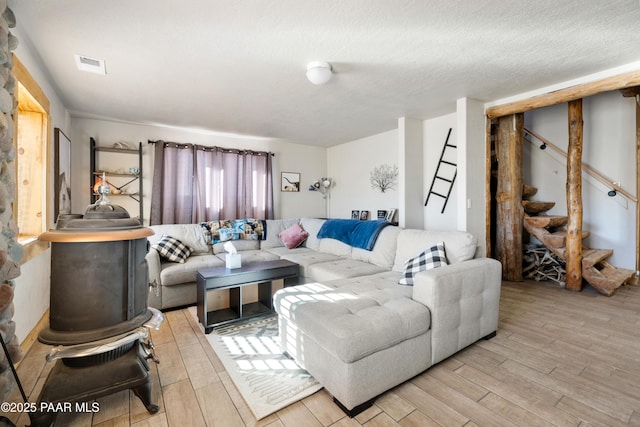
[523,127,637,203]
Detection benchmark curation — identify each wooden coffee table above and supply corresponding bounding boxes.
[196,259,299,333]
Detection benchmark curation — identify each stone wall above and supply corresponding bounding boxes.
[0,1,24,401]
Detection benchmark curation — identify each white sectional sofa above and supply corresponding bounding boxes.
[145,217,502,415]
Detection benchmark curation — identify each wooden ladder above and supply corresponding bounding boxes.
[425,128,457,213]
[522,184,637,296]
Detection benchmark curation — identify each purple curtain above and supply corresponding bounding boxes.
[150,141,274,224]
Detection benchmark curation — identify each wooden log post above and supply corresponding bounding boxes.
[495,113,524,281]
[566,99,584,291]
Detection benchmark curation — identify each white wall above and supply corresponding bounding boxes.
[70,118,327,223]
[327,129,399,219]
[457,98,487,256]
[524,91,637,269]
[11,16,71,343]
[328,107,489,242]
[398,118,424,228]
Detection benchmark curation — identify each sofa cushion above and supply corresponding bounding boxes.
[261,219,300,249]
[212,239,259,254]
[279,251,342,277]
[300,218,326,250]
[318,238,352,257]
[262,246,313,257]
[328,270,408,293]
[351,226,400,269]
[307,259,387,282]
[215,249,280,264]
[152,235,193,263]
[278,223,309,249]
[148,224,210,254]
[160,254,224,286]
[273,281,430,363]
[393,229,477,272]
[399,242,447,286]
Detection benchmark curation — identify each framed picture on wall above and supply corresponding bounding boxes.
[360,210,369,220]
[281,172,300,192]
[54,128,72,221]
[351,210,360,219]
[377,210,387,220]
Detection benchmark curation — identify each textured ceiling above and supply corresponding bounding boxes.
[8,0,640,146]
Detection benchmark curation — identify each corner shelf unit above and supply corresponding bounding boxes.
[89,137,143,221]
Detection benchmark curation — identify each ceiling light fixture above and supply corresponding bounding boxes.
[306,61,332,85]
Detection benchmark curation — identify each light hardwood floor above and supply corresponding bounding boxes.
[5,280,640,426]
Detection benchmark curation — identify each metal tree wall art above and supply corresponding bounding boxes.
[370,164,398,193]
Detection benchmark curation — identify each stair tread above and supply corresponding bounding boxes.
[582,249,614,268]
[523,185,538,199]
[522,200,556,214]
[523,220,566,258]
[524,215,568,228]
[583,263,635,296]
[597,264,636,281]
[549,229,590,238]
[542,229,589,248]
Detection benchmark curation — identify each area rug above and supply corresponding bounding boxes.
[196,311,322,420]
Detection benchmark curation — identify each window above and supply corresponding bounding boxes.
[13,56,50,262]
[149,142,274,224]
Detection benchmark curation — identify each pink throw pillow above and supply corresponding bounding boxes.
[278,223,309,249]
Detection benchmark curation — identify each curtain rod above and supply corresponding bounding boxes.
[148,140,275,156]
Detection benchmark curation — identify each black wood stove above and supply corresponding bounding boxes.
[31,187,162,426]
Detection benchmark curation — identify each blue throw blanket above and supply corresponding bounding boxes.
[317,219,389,251]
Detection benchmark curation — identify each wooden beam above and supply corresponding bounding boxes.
[566,99,584,291]
[495,114,524,281]
[12,56,50,113]
[486,70,640,119]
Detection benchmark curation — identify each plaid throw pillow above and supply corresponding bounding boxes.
[152,234,193,263]
[399,242,447,286]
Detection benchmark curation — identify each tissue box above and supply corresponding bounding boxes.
[225,254,242,269]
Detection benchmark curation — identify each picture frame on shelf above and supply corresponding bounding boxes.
[360,210,369,220]
[54,128,72,221]
[351,210,360,219]
[377,210,387,220]
[281,172,300,192]
[385,208,397,223]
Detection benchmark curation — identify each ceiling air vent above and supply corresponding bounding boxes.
[74,54,106,75]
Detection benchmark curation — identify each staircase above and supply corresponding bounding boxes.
[522,184,637,296]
